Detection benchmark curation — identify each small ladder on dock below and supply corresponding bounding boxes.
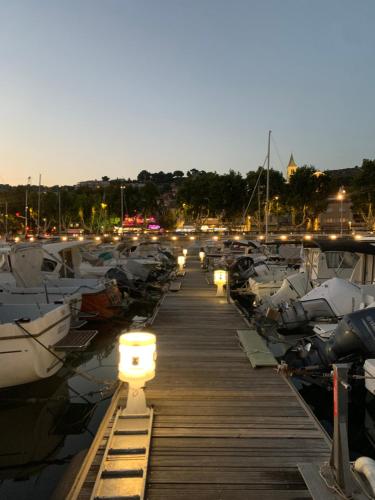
[90,409,153,500]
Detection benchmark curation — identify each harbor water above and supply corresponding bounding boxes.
[0,300,157,500]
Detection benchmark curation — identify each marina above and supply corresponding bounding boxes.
[1,236,375,499]
[2,3,375,498]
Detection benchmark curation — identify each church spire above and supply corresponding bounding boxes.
[288,154,297,168]
[287,153,298,181]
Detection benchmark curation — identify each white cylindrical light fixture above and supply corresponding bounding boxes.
[182,248,188,257]
[214,269,227,297]
[118,332,157,415]
[177,255,185,271]
[199,251,205,263]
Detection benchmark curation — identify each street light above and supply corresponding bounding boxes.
[25,176,31,237]
[337,188,346,236]
[120,185,125,234]
[274,195,280,230]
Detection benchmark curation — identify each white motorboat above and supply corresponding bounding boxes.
[0,302,71,389]
[1,243,124,320]
[261,241,359,309]
[247,265,298,304]
[80,240,176,288]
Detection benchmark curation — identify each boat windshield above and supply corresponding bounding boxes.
[301,298,337,320]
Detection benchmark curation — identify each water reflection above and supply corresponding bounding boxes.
[0,375,93,480]
[0,320,126,500]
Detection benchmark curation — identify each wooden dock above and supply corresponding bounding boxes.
[67,258,330,500]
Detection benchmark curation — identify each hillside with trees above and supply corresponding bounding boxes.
[0,159,373,234]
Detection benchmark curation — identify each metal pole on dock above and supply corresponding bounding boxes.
[330,363,353,496]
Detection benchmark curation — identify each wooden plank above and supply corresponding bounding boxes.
[147,489,312,500]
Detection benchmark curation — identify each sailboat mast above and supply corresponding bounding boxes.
[37,173,41,236]
[265,130,271,243]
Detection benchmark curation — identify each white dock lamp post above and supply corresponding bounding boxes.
[199,250,205,263]
[182,248,188,257]
[177,255,185,272]
[214,269,227,297]
[118,332,156,415]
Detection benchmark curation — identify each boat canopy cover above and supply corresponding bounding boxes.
[223,240,260,249]
[42,241,91,256]
[312,240,375,255]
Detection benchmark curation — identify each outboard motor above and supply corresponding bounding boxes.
[230,256,255,286]
[306,308,375,367]
[105,268,145,297]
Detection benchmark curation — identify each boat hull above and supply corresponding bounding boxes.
[81,283,123,320]
[0,305,71,389]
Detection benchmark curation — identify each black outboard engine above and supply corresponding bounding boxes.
[105,268,145,297]
[230,256,255,286]
[307,307,375,367]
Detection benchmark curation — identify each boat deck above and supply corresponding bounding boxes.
[68,258,330,500]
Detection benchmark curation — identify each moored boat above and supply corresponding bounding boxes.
[0,303,71,389]
[80,279,123,319]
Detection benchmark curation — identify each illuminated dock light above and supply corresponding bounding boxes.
[177,255,185,271]
[214,269,227,297]
[118,332,156,415]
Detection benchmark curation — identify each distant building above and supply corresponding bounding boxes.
[76,179,110,189]
[319,191,353,233]
[328,166,360,182]
[287,154,298,182]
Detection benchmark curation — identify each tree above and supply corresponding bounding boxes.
[350,159,375,229]
[140,182,160,217]
[137,170,152,183]
[177,170,247,226]
[244,168,286,227]
[173,170,184,178]
[286,166,331,228]
[213,171,247,220]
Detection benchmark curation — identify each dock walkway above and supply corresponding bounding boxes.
[146,259,330,499]
[68,258,330,500]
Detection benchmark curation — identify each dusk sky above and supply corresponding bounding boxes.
[0,0,374,186]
